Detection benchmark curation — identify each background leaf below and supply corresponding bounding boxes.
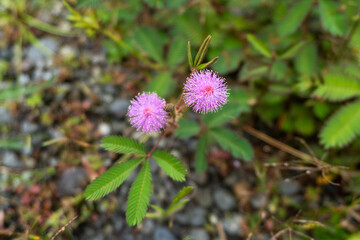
[147,71,175,98]
[210,128,254,161]
[167,37,186,69]
[85,157,143,200]
[101,136,146,154]
[203,103,245,128]
[246,34,272,58]
[320,100,360,148]
[277,0,313,37]
[152,150,188,181]
[176,120,200,139]
[133,27,166,63]
[126,159,152,226]
[313,73,360,102]
[319,0,345,36]
[195,133,208,172]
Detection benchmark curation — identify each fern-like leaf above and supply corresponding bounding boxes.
[313,73,360,102]
[152,150,188,181]
[203,103,245,129]
[318,0,345,36]
[85,157,143,200]
[210,128,254,161]
[320,100,360,148]
[101,136,146,154]
[126,159,152,226]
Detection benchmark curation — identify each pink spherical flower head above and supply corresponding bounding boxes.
[184,70,229,113]
[127,92,168,133]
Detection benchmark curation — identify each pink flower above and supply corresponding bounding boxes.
[127,92,168,133]
[184,70,229,113]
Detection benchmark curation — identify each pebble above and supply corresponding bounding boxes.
[189,207,207,226]
[0,107,11,124]
[223,214,244,236]
[98,122,111,136]
[142,219,155,235]
[21,121,39,134]
[27,37,59,66]
[2,152,24,168]
[109,99,130,117]
[18,74,30,85]
[189,229,209,240]
[197,188,212,208]
[278,180,300,195]
[57,167,87,197]
[251,193,266,209]
[111,214,124,232]
[153,227,177,240]
[213,188,236,211]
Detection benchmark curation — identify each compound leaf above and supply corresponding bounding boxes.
[320,100,360,148]
[203,103,245,128]
[126,159,152,226]
[210,128,254,161]
[313,73,360,102]
[195,133,208,172]
[101,136,146,155]
[176,120,200,139]
[277,0,313,37]
[152,150,188,181]
[85,157,143,200]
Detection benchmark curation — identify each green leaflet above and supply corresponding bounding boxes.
[133,27,166,63]
[152,150,188,181]
[147,71,175,98]
[167,37,186,69]
[277,0,313,37]
[85,157,143,200]
[313,73,360,102]
[126,159,152,226]
[319,0,345,36]
[203,103,245,128]
[246,34,272,58]
[320,100,360,148]
[101,136,146,154]
[195,133,208,172]
[176,120,200,139]
[170,186,194,206]
[295,42,318,76]
[279,41,306,60]
[210,128,254,161]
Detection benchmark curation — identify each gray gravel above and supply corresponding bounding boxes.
[213,188,237,211]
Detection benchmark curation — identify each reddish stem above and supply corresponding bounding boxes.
[175,89,185,110]
[146,130,167,158]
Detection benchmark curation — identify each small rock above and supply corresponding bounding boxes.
[98,122,111,136]
[251,193,266,209]
[59,45,77,60]
[189,207,207,226]
[190,172,208,185]
[21,121,39,134]
[278,180,300,195]
[111,214,124,232]
[2,152,24,168]
[213,188,236,211]
[0,107,11,124]
[27,37,59,66]
[189,229,209,240]
[154,227,176,240]
[57,167,87,197]
[18,74,30,85]
[109,99,130,117]
[198,188,212,208]
[223,214,244,236]
[142,219,155,235]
